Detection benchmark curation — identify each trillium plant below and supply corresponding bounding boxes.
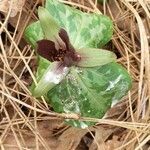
[25,0,132,128]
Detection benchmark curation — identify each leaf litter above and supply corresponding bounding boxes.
[0,0,150,150]
[0,0,25,17]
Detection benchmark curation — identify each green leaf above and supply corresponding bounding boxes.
[45,0,113,49]
[24,21,44,48]
[24,0,132,128]
[38,7,60,41]
[76,48,117,67]
[47,62,132,128]
[24,0,114,95]
[24,0,113,49]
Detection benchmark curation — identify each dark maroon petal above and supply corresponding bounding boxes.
[59,28,75,53]
[37,40,55,61]
[37,39,66,62]
[37,29,81,66]
[59,28,69,46]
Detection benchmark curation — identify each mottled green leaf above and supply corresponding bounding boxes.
[45,0,113,49]
[47,62,132,128]
[24,0,114,93]
[24,0,113,49]
[24,0,132,128]
[24,21,44,48]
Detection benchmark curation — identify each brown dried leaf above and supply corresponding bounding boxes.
[90,135,122,150]
[0,0,8,13]
[0,0,25,17]
[106,99,127,119]
[3,120,63,150]
[105,135,122,150]
[108,0,139,37]
[56,127,89,150]
[89,126,115,150]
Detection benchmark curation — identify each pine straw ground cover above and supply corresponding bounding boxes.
[0,0,150,149]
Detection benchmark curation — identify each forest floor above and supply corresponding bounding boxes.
[0,0,150,150]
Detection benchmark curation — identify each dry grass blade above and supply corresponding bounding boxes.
[0,0,150,149]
